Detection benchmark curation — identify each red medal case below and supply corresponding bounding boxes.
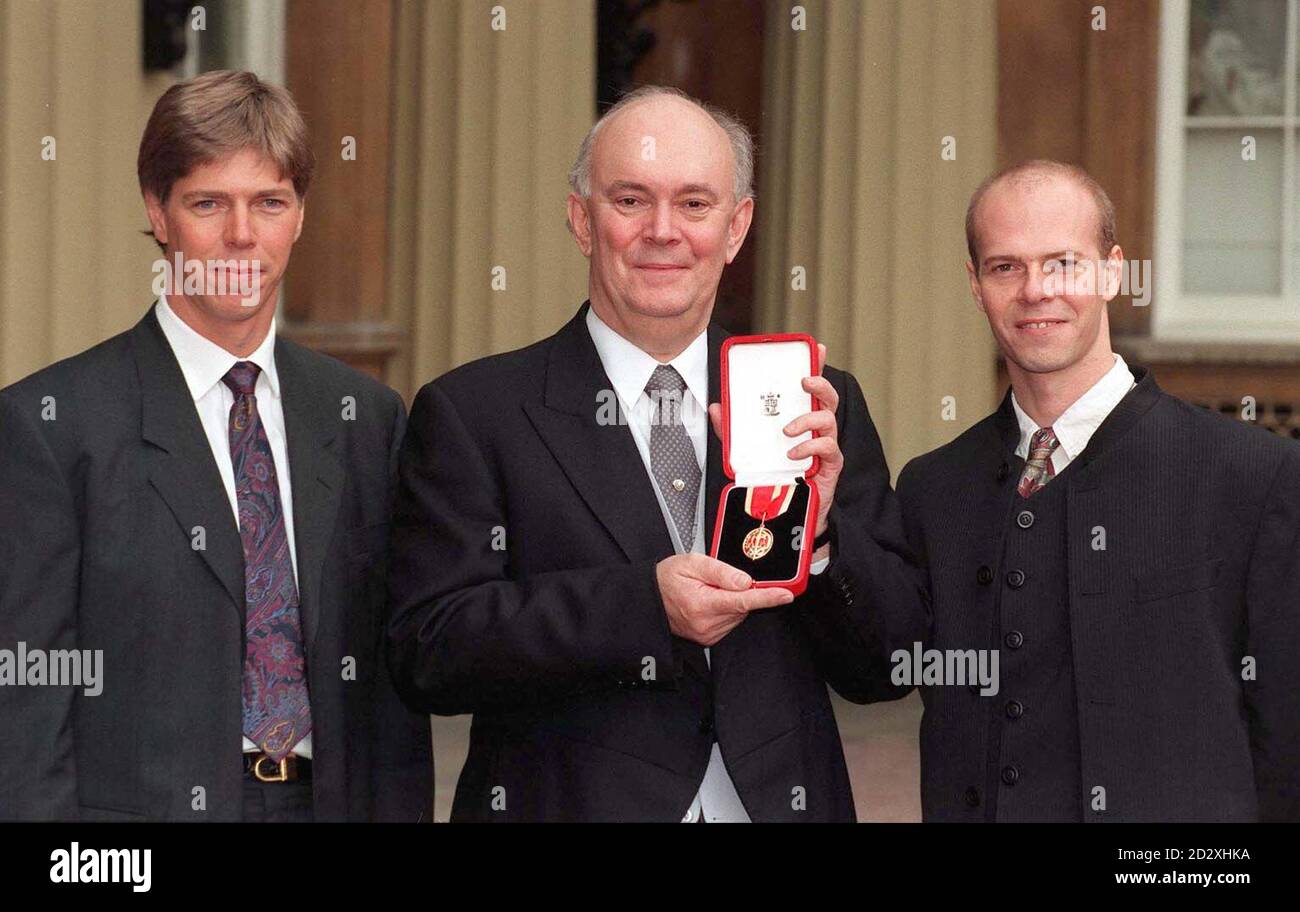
[709,333,821,595]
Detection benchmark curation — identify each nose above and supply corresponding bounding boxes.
[1019,262,1051,304]
[644,199,681,246]
[223,203,256,249]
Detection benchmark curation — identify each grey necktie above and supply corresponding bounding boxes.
[646,364,701,551]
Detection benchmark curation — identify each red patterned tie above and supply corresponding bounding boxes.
[223,362,312,761]
[1017,426,1059,498]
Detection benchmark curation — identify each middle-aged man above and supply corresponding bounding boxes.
[0,70,431,821]
[894,159,1300,822]
[386,86,925,822]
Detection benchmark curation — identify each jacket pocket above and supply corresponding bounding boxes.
[1133,558,1222,603]
[78,802,148,822]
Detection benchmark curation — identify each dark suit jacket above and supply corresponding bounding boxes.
[386,302,924,822]
[896,365,1300,822]
[0,308,432,821]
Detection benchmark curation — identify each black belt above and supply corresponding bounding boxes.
[243,752,312,783]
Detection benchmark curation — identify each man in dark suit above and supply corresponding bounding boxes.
[894,160,1300,821]
[0,70,431,821]
[386,86,924,821]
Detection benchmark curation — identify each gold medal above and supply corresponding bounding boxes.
[739,485,796,561]
[742,524,774,560]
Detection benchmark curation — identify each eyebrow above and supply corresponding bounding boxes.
[178,189,292,203]
[604,180,720,201]
[982,250,1079,268]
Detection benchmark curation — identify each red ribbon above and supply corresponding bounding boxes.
[744,485,795,522]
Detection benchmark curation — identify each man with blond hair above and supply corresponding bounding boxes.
[0,70,431,821]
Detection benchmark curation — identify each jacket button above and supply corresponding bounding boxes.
[996,463,1010,481]
[1005,699,1024,719]
[1006,569,1026,589]
[698,717,713,735]
[1004,630,1024,649]
[1016,510,1034,529]
[976,565,993,585]
[964,786,981,808]
[1001,765,1020,786]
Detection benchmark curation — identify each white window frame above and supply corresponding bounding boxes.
[1154,0,1299,341]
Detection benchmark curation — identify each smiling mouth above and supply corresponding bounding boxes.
[1017,320,1066,330]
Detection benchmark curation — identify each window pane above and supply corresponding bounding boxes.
[1183,129,1283,294]
[1188,0,1288,116]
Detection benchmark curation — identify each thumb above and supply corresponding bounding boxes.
[698,556,752,591]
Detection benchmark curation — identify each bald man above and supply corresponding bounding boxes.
[895,160,1300,822]
[386,86,925,821]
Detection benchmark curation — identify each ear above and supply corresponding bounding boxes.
[724,196,755,264]
[966,259,986,314]
[1100,244,1123,302]
[144,191,169,249]
[294,196,306,243]
[567,192,593,257]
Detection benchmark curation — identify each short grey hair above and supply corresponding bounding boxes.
[567,85,755,204]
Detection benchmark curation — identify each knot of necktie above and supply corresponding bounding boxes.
[646,364,688,427]
[1017,426,1059,498]
[223,361,261,397]
[646,364,687,395]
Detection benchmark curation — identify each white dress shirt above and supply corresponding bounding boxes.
[154,296,312,759]
[586,308,828,822]
[1011,352,1137,476]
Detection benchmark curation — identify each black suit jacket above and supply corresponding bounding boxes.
[0,308,432,821]
[896,366,1300,822]
[386,302,924,821]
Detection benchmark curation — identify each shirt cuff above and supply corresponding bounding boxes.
[809,557,830,576]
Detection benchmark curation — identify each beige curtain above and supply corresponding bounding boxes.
[757,0,999,474]
[0,0,173,387]
[386,0,596,400]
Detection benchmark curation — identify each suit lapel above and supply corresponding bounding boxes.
[522,304,675,563]
[984,385,1022,458]
[1072,365,1161,473]
[275,339,345,652]
[133,309,246,618]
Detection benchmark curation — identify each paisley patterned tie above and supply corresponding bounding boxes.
[1017,426,1059,498]
[223,361,312,761]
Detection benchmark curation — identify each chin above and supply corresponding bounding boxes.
[202,295,269,318]
[627,292,699,319]
[1006,348,1080,375]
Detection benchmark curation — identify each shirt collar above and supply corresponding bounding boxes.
[585,306,709,410]
[154,295,280,402]
[1011,353,1135,461]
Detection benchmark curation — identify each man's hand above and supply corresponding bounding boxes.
[709,342,842,562]
[657,553,795,646]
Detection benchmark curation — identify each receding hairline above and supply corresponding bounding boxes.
[567,84,755,212]
[965,160,1117,270]
[587,93,737,193]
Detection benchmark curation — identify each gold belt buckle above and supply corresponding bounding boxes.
[253,753,291,783]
